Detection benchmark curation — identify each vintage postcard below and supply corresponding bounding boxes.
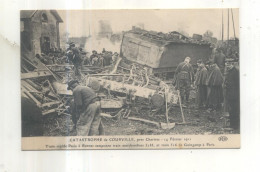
[20,9,240,150]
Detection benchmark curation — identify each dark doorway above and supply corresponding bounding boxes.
[41,37,50,54]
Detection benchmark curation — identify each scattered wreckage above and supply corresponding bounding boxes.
[21,51,181,130]
[21,28,215,131]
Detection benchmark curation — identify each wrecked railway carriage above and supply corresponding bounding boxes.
[120,28,212,77]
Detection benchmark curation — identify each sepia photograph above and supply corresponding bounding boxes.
[20,9,240,150]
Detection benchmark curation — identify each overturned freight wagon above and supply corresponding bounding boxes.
[120,29,212,76]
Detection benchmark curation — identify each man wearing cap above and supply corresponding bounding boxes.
[214,49,226,73]
[68,43,83,76]
[175,57,194,103]
[224,61,240,130]
[90,50,98,65]
[194,60,208,108]
[206,62,224,111]
[67,80,104,136]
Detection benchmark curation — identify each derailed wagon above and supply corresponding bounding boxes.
[120,28,212,78]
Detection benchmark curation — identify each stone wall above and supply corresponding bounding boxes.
[30,10,59,55]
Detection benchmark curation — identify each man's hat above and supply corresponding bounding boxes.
[92,50,97,53]
[67,80,79,90]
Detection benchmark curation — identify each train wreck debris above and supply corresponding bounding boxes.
[20,10,240,138]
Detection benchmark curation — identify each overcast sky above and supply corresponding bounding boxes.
[58,9,239,39]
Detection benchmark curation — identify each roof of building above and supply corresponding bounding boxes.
[20,10,63,22]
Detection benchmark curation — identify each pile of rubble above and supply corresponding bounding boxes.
[129,27,210,45]
[21,45,183,133]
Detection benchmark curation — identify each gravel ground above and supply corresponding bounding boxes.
[42,98,239,136]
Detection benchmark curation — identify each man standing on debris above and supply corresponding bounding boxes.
[67,80,104,136]
[67,43,83,76]
[90,50,98,65]
[103,51,113,66]
[224,61,240,130]
[175,57,194,103]
[206,62,224,111]
[194,60,208,108]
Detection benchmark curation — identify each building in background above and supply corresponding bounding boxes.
[20,10,63,56]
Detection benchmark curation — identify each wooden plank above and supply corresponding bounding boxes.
[22,86,41,106]
[128,117,160,128]
[42,109,56,115]
[44,65,63,81]
[21,80,38,92]
[21,64,30,72]
[21,92,29,98]
[40,101,60,107]
[25,79,41,90]
[21,71,52,79]
[22,57,37,69]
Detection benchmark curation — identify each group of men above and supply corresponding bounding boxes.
[175,51,239,130]
[88,48,119,67]
[66,44,120,77]
[35,48,67,65]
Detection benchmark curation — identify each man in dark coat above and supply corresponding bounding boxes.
[71,47,83,76]
[214,49,226,73]
[224,62,240,130]
[195,61,208,108]
[175,57,194,103]
[90,50,98,65]
[66,43,83,76]
[206,63,224,111]
[67,80,104,136]
[103,51,112,66]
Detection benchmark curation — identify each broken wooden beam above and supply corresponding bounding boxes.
[88,77,157,99]
[87,77,178,104]
[21,71,52,79]
[127,117,160,128]
[42,109,56,115]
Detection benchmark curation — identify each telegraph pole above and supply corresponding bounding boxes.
[231,8,236,39]
[222,8,224,42]
[227,9,230,43]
